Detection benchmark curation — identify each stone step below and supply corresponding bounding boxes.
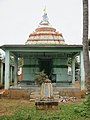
[2,87,85,99]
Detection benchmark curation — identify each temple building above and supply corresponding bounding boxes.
[0,11,85,90]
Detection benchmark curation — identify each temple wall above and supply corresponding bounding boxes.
[23,57,69,83]
[23,58,39,81]
[53,58,68,82]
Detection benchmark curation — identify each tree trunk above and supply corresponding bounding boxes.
[83,0,90,93]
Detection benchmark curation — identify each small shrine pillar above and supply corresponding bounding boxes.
[40,79,53,99]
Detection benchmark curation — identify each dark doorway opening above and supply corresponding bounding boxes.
[39,58,52,79]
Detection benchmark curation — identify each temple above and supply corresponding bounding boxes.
[0,11,85,91]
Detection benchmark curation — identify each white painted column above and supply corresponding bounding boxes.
[5,50,10,89]
[1,62,3,84]
[72,58,75,85]
[80,51,85,90]
[14,56,18,86]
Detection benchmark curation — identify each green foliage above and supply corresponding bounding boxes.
[83,94,90,117]
[74,95,90,118]
[35,71,48,86]
[0,102,90,120]
[74,106,87,117]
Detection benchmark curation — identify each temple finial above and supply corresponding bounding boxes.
[43,6,46,14]
[39,6,50,25]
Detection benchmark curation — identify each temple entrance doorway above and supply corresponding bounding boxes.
[38,58,52,80]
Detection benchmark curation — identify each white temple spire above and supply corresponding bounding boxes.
[39,6,49,25]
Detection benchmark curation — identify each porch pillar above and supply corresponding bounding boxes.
[72,58,75,85]
[80,51,85,90]
[5,50,10,89]
[1,62,3,84]
[14,56,18,86]
[10,66,13,84]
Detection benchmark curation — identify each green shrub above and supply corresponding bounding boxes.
[74,96,90,118]
[35,71,48,86]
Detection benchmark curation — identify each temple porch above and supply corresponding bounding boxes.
[0,44,85,91]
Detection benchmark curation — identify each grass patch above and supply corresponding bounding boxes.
[0,99,90,120]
